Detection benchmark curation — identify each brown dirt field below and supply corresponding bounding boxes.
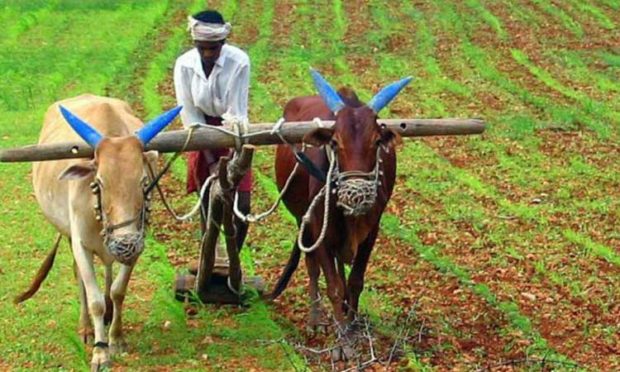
[383,192,536,370]
[486,0,620,107]
[271,1,298,50]
[248,2,537,369]
[537,130,620,170]
[393,171,620,369]
[133,0,620,370]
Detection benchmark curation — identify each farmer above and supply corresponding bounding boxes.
[174,9,252,256]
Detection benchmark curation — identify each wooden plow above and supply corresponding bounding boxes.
[0,117,485,304]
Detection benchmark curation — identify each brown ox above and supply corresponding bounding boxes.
[18,94,180,371]
[270,70,411,346]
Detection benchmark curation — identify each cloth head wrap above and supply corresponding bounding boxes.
[188,16,231,41]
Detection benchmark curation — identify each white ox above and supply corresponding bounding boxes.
[17,94,180,371]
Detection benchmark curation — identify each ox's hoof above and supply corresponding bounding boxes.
[90,360,111,372]
[306,308,328,335]
[331,343,356,362]
[91,344,111,371]
[305,322,328,335]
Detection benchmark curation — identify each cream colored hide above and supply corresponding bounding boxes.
[33,95,158,371]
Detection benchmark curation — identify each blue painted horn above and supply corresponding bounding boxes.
[367,76,413,113]
[310,68,345,113]
[135,106,182,145]
[59,105,104,148]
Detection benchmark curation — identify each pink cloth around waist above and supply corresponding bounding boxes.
[185,115,253,194]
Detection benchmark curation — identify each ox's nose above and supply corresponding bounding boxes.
[336,177,378,216]
[106,233,144,265]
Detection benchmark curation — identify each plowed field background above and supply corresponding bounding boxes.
[0,1,618,370]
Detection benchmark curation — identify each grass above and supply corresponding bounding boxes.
[565,0,616,30]
[464,0,508,40]
[511,49,617,137]
[0,0,302,370]
[530,0,585,38]
[0,1,173,369]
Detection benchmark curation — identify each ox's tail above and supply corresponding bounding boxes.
[14,234,62,304]
[266,244,301,300]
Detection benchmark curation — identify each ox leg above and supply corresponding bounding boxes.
[318,251,355,361]
[305,252,323,332]
[337,258,350,316]
[73,249,93,343]
[109,263,134,356]
[71,238,110,371]
[346,226,379,323]
[317,251,346,325]
[104,265,114,326]
[75,262,93,344]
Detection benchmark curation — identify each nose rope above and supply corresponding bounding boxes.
[296,144,386,252]
[91,180,151,264]
[333,145,385,216]
[92,181,150,234]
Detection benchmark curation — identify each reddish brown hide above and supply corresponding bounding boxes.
[270,89,399,328]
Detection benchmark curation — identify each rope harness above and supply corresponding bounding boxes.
[233,118,310,223]
[144,126,206,222]
[150,115,316,225]
[296,146,336,253]
[334,145,386,217]
[296,144,386,252]
[150,116,387,256]
[90,177,152,265]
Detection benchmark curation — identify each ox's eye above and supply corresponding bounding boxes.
[330,139,339,149]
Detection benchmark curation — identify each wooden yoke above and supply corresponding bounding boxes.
[0,118,485,163]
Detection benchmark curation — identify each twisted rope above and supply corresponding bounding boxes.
[334,146,384,216]
[296,146,337,253]
[232,117,317,223]
[146,126,217,222]
[153,117,328,226]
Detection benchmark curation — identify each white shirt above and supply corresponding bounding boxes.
[174,44,250,128]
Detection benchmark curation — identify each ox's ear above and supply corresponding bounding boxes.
[303,128,334,147]
[59,161,96,181]
[379,127,402,147]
